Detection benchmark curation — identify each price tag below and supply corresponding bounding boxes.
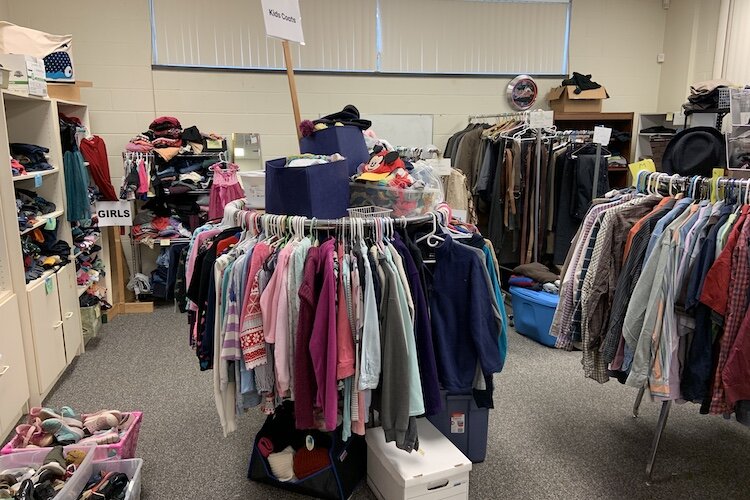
[44,217,56,230]
[206,139,223,150]
[450,412,465,434]
[44,277,53,295]
[160,239,170,247]
[34,174,42,188]
[529,110,554,129]
[593,126,612,145]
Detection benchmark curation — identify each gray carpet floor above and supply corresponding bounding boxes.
[39,305,750,499]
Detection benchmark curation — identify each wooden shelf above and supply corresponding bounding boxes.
[553,112,634,121]
[12,166,60,182]
[19,210,64,236]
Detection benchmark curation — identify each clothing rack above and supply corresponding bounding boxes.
[629,169,749,482]
[468,111,529,123]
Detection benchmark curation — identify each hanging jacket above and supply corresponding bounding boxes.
[429,236,503,395]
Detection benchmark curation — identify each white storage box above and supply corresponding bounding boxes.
[89,458,143,500]
[0,53,47,96]
[366,419,472,500]
[238,170,265,209]
[0,446,94,500]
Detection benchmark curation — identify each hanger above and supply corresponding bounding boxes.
[415,212,445,248]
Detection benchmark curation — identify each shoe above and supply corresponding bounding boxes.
[14,479,33,500]
[83,411,121,433]
[29,407,82,427]
[40,419,84,444]
[78,428,120,446]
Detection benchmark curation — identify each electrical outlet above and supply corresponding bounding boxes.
[657,53,665,63]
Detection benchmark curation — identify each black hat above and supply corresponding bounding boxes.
[661,126,726,176]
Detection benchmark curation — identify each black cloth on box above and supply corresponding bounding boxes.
[661,126,726,176]
[181,125,203,143]
[314,104,372,130]
[561,72,601,93]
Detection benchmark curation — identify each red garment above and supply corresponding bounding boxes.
[723,304,750,406]
[710,216,750,414]
[700,206,749,315]
[79,136,118,201]
[151,217,170,232]
[216,235,238,256]
[336,243,355,380]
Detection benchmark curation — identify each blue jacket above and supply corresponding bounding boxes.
[429,236,503,393]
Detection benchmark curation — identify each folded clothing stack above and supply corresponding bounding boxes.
[16,189,56,232]
[0,446,86,500]
[131,215,191,246]
[22,228,71,283]
[683,78,731,113]
[511,262,561,294]
[10,143,53,174]
[9,407,136,451]
[284,153,345,168]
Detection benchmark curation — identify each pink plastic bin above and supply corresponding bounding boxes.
[1,411,143,461]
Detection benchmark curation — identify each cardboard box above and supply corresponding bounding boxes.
[0,53,47,97]
[47,80,92,102]
[366,419,472,500]
[548,85,608,113]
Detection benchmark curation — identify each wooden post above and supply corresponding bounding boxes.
[282,39,302,142]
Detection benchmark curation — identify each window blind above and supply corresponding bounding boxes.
[150,0,570,75]
[151,0,377,71]
[378,0,570,75]
[722,0,750,84]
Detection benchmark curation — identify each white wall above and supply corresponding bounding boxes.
[5,0,670,188]
[657,0,722,113]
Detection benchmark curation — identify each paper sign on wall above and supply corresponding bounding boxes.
[94,201,132,227]
[261,0,305,45]
[593,126,612,145]
[529,110,554,129]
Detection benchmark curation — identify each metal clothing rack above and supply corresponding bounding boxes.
[628,170,750,482]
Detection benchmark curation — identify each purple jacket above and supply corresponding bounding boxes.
[308,239,339,431]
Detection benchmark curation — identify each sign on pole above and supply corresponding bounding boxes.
[261,0,305,45]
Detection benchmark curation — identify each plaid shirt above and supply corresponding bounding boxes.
[710,215,750,414]
[580,196,661,382]
[552,195,634,350]
[602,200,676,363]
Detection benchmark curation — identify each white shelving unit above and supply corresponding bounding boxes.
[0,90,115,432]
[634,113,684,168]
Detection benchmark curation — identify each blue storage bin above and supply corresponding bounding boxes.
[265,157,350,219]
[299,126,369,176]
[509,286,558,347]
[427,391,489,463]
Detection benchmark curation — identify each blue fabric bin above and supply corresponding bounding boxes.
[509,286,559,347]
[427,391,489,463]
[265,157,350,219]
[299,126,369,176]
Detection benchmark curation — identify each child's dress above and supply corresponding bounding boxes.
[209,162,245,219]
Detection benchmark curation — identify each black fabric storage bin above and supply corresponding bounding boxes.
[248,411,366,500]
[265,157,350,218]
[299,125,369,176]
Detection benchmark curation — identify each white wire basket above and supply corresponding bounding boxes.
[347,206,393,218]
